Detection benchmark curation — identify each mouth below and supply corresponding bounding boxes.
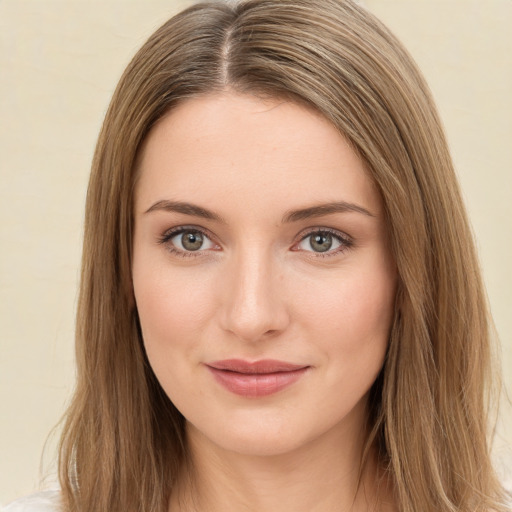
[206,359,310,397]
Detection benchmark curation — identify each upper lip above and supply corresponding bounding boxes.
[207,359,308,374]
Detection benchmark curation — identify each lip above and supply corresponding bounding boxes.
[206,359,309,397]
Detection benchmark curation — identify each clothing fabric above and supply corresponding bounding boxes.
[1,490,61,512]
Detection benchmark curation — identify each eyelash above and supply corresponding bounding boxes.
[293,227,354,258]
[157,226,354,259]
[158,225,219,258]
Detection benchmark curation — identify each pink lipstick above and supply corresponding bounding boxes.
[206,359,309,397]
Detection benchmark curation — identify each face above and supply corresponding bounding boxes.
[132,92,396,457]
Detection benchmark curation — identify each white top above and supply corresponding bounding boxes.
[1,490,61,512]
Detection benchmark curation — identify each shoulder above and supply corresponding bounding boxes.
[1,490,62,512]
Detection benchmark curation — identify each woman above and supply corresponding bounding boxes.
[4,0,509,511]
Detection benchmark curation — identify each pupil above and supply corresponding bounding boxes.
[182,231,203,251]
[311,233,332,252]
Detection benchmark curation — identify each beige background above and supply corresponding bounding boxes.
[1,0,511,504]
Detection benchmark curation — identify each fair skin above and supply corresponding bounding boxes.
[132,92,397,512]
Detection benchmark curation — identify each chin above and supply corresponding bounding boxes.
[195,426,311,458]
[185,399,366,460]
[186,409,313,455]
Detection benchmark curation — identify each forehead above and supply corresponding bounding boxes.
[135,92,381,217]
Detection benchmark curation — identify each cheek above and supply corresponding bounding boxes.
[298,270,395,420]
[132,263,221,412]
[292,259,396,367]
[132,260,218,360]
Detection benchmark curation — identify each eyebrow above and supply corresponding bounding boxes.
[144,199,374,223]
[281,201,375,223]
[144,200,225,222]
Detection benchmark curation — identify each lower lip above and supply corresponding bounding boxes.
[207,367,309,397]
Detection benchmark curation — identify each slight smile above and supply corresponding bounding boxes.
[206,359,310,397]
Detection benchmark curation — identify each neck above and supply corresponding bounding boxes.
[169,414,393,512]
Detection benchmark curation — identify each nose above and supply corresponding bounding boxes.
[219,248,290,343]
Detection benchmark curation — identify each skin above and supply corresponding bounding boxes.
[132,92,397,512]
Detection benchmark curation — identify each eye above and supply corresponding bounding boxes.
[295,229,352,255]
[160,227,218,255]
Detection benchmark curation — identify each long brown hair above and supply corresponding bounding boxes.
[58,1,509,510]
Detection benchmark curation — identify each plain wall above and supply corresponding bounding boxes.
[1,0,511,504]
